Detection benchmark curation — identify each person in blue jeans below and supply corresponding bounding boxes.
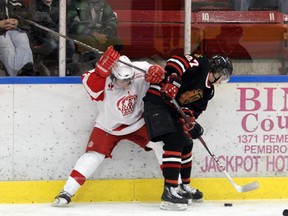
[0,1,35,76]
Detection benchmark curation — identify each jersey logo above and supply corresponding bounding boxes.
[179,89,203,105]
[108,82,114,91]
[116,91,137,116]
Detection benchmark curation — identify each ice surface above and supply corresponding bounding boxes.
[0,200,287,216]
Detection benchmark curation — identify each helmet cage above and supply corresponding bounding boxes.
[110,67,135,83]
[111,56,135,83]
[210,55,233,83]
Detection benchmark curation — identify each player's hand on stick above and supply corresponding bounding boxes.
[188,122,204,139]
[145,65,166,84]
[179,107,196,137]
[95,46,120,77]
[160,74,181,100]
[179,108,204,139]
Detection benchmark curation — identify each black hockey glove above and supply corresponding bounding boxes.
[189,122,204,139]
[179,107,196,138]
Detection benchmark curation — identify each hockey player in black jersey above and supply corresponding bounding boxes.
[143,53,233,211]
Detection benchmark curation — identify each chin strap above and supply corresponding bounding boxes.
[209,72,221,85]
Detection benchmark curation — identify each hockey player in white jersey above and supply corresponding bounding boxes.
[52,46,165,207]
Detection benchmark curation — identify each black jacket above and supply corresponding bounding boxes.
[29,0,59,32]
[0,0,30,32]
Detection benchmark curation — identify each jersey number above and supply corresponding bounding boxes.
[185,55,199,68]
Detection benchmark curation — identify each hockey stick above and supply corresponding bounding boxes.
[197,137,259,192]
[14,15,147,73]
[171,98,260,193]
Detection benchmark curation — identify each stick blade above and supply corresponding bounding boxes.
[236,181,260,193]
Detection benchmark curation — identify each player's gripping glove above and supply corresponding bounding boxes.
[189,122,204,139]
[145,65,166,84]
[179,107,196,136]
[160,74,181,100]
[179,108,204,139]
[95,46,120,77]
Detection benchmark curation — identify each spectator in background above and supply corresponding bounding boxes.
[29,0,78,76]
[279,1,288,14]
[0,0,35,76]
[231,0,288,14]
[67,0,123,62]
[194,25,252,60]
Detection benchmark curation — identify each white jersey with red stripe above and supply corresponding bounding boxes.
[82,61,152,136]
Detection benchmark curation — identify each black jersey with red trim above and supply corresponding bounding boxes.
[144,54,214,118]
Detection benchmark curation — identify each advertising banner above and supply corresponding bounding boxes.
[194,83,288,178]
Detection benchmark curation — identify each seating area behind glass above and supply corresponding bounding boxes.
[1,0,287,76]
[109,0,288,75]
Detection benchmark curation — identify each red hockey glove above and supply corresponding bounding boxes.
[95,46,120,77]
[145,65,166,84]
[160,74,181,100]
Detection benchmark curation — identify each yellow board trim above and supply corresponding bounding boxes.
[0,177,287,203]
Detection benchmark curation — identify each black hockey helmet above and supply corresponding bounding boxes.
[209,55,233,83]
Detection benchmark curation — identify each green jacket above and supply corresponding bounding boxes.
[67,0,118,37]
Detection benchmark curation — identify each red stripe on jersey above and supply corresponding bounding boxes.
[167,55,190,76]
[112,124,129,131]
[166,62,183,76]
[173,55,189,69]
[70,170,86,185]
[82,72,106,101]
[113,116,143,131]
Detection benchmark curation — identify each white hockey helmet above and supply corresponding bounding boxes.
[111,55,135,82]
